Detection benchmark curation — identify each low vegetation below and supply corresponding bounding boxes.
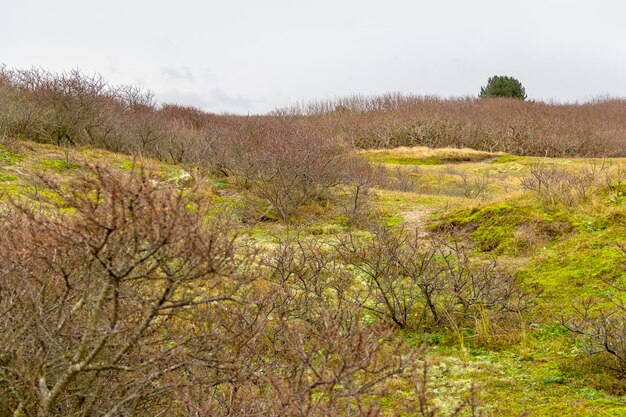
[0,67,626,416]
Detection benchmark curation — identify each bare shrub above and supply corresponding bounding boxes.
[339,157,384,225]
[374,166,419,192]
[391,166,419,192]
[402,361,483,417]
[0,67,222,160]
[4,67,626,171]
[1,68,122,148]
[284,93,626,157]
[446,168,491,198]
[605,162,626,203]
[0,191,422,415]
[336,224,537,332]
[563,245,626,375]
[179,232,416,416]
[220,119,351,222]
[256,310,409,416]
[0,165,252,416]
[257,234,411,416]
[520,162,610,207]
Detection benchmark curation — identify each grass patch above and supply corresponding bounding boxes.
[492,155,521,164]
[0,149,21,166]
[362,146,499,165]
[211,178,230,189]
[372,155,443,165]
[0,172,18,182]
[120,160,140,171]
[433,200,567,254]
[382,215,403,226]
[40,158,81,171]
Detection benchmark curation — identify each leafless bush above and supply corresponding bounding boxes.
[181,311,412,416]
[446,168,491,198]
[254,233,414,416]
[0,68,122,148]
[402,361,483,417]
[0,183,425,415]
[4,67,626,176]
[338,157,384,225]
[563,297,626,374]
[336,224,537,332]
[563,245,626,375]
[521,162,611,207]
[257,310,409,416]
[0,67,221,160]
[0,165,252,416]
[178,232,417,416]
[282,93,626,157]
[219,119,351,222]
[605,163,626,202]
[392,166,419,192]
[374,166,419,192]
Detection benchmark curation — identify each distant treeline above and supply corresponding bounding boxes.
[281,94,626,157]
[1,67,625,160]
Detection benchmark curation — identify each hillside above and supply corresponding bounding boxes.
[1,136,625,416]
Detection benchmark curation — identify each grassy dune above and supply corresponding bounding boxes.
[2,139,625,416]
[360,147,626,416]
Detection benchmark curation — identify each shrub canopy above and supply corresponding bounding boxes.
[480,75,527,100]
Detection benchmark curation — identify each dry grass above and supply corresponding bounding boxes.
[362,146,500,164]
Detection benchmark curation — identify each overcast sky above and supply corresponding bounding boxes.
[3,1,626,114]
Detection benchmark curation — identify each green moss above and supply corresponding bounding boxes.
[519,230,626,316]
[434,201,562,254]
[542,372,567,385]
[472,224,511,252]
[0,149,21,166]
[40,158,81,171]
[211,178,229,189]
[306,222,345,236]
[0,172,17,182]
[440,202,515,226]
[492,155,521,164]
[120,160,139,171]
[489,163,525,174]
[0,183,22,196]
[165,169,193,187]
[248,226,280,244]
[532,325,570,341]
[382,215,403,227]
[368,154,500,166]
[574,219,610,233]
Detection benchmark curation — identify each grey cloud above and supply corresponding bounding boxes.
[161,66,215,83]
[8,0,624,115]
[208,88,254,110]
[161,66,195,82]
[156,88,265,114]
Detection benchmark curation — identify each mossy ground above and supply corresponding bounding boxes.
[362,147,626,416]
[2,141,626,415]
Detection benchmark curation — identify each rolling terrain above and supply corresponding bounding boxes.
[2,138,625,416]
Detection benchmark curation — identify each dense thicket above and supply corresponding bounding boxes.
[1,67,626,163]
[0,165,495,416]
[288,94,626,157]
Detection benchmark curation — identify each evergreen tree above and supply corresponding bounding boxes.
[479,75,527,100]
